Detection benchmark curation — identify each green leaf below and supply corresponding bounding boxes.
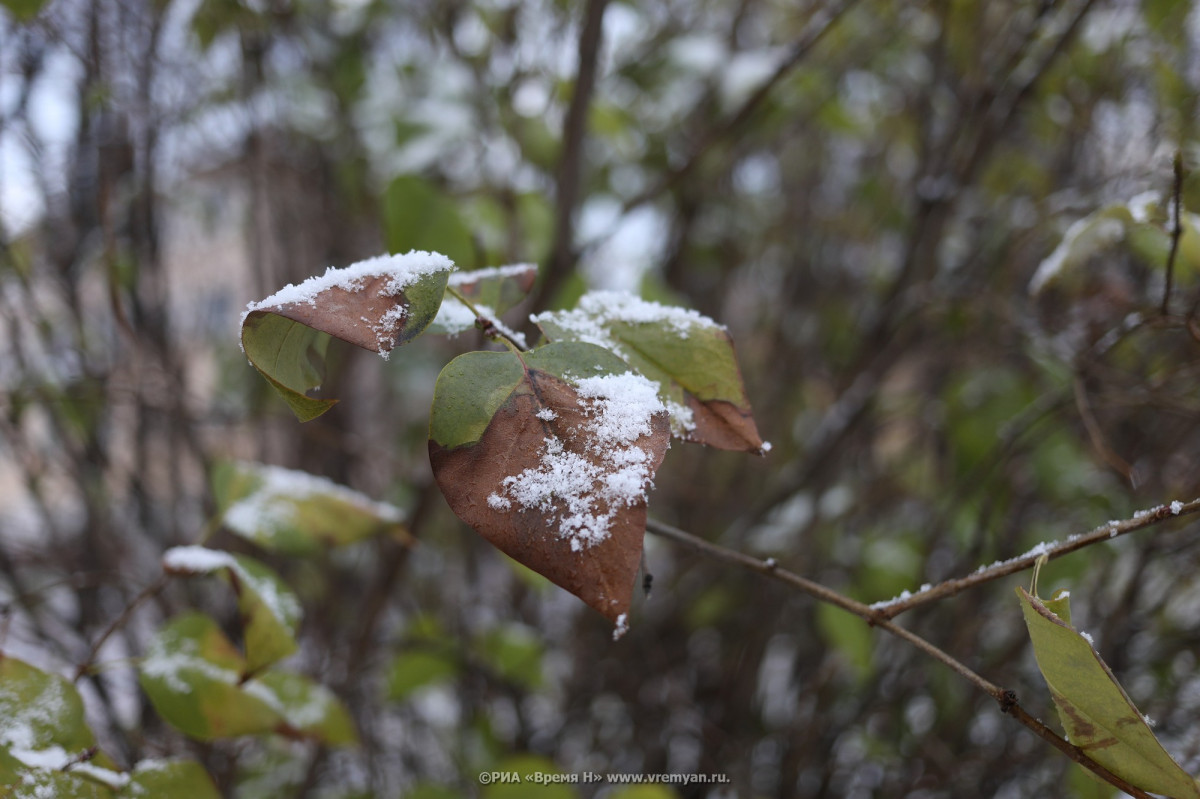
[118,760,221,799]
[386,650,460,701]
[429,343,671,623]
[0,656,95,756]
[241,252,454,421]
[247,671,357,746]
[214,460,410,555]
[0,0,50,22]
[816,604,873,681]
[138,613,284,741]
[383,176,475,270]
[475,625,543,690]
[162,547,302,673]
[534,291,766,452]
[430,264,539,336]
[1017,587,1200,798]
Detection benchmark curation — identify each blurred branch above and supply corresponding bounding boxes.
[871,497,1200,619]
[1162,150,1184,316]
[645,517,1155,798]
[538,0,611,308]
[617,0,860,215]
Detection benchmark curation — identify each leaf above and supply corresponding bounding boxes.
[0,656,95,756]
[245,671,358,746]
[533,291,765,452]
[0,0,50,22]
[1017,587,1200,798]
[430,264,539,337]
[118,760,221,799]
[1,770,111,798]
[241,252,454,421]
[475,625,543,690]
[386,650,460,701]
[138,613,284,741]
[213,460,410,554]
[429,342,670,622]
[162,547,302,673]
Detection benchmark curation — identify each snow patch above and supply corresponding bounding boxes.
[531,291,722,434]
[612,612,630,641]
[447,263,536,285]
[223,462,403,544]
[1170,500,1184,515]
[487,371,665,551]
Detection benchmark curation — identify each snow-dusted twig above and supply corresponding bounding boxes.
[871,497,1200,620]
[644,517,1155,799]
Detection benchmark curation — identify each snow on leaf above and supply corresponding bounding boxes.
[138,613,284,741]
[162,547,302,673]
[533,291,765,452]
[213,460,409,554]
[0,656,95,775]
[1017,587,1200,798]
[429,342,670,623]
[243,671,357,746]
[240,251,453,421]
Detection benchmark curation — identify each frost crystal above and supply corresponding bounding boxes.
[1170,500,1184,515]
[487,371,665,551]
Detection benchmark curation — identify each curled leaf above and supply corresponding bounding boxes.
[1017,587,1200,798]
[534,291,765,452]
[241,251,454,421]
[429,342,670,622]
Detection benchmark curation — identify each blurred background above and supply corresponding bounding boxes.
[3,0,1200,796]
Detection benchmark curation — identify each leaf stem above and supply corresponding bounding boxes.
[73,574,168,682]
[445,285,529,352]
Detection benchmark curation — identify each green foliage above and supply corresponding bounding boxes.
[213,461,410,554]
[1018,587,1200,798]
[384,177,476,270]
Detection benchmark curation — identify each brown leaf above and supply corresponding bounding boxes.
[684,395,765,453]
[262,275,410,356]
[430,370,670,623]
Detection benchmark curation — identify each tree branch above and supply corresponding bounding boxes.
[644,516,1158,798]
[537,0,611,309]
[1162,149,1184,316]
[871,497,1200,619]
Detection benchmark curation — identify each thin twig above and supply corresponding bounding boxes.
[73,575,168,682]
[537,0,611,308]
[445,285,529,352]
[872,497,1200,619]
[644,517,1156,798]
[1162,150,1184,316]
[618,0,860,216]
[1073,374,1134,485]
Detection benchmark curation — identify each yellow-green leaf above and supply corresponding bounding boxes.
[246,671,358,746]
[213,460,410,555]
[534,291,765,452]
[1017,586,1200,798]
[117,760,221,799]
[162,547,302,673]
[138,613,284,741]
